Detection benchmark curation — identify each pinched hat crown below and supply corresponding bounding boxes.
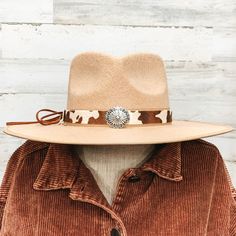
[67,52,169,111]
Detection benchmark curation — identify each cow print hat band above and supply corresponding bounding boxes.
[6,107,172,129]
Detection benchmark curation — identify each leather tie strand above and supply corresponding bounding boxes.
[6,109,63,126]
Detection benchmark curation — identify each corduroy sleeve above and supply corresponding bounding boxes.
[223,161,236,235]
[230,197,236,235]
[219,151,236,235]
[0,143,25,229]
[206,147,236,235]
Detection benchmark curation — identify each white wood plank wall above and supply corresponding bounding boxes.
[0,0,235,185]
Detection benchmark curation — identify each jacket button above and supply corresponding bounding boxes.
[111,228,120,236]
[128,174,140,183]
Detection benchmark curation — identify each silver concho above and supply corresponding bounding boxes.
[105,106,130,128]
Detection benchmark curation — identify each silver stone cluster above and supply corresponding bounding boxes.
[105,106,130,128]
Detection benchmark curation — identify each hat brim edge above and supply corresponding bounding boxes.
[3,120,234,145]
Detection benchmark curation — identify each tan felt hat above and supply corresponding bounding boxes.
[4,52,233,145]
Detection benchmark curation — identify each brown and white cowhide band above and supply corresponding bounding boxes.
[6,108,172,127]
[63,109,172,125]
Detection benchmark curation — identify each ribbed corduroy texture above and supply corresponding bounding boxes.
[0,139,235,236]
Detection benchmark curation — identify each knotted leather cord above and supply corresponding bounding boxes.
[6,109,63,126]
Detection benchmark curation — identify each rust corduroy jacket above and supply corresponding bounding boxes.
[0,139,235,236]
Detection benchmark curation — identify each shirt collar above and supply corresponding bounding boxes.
[142,143,183,181]
[32,142,80,191]
[32,140,183,191]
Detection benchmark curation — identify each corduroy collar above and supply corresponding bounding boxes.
[142,142,183,181]
[32,140,183,192]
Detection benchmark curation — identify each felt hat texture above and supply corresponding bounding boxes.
[4,52,233,144]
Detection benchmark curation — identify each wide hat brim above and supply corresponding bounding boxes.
[3,120,233,145]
